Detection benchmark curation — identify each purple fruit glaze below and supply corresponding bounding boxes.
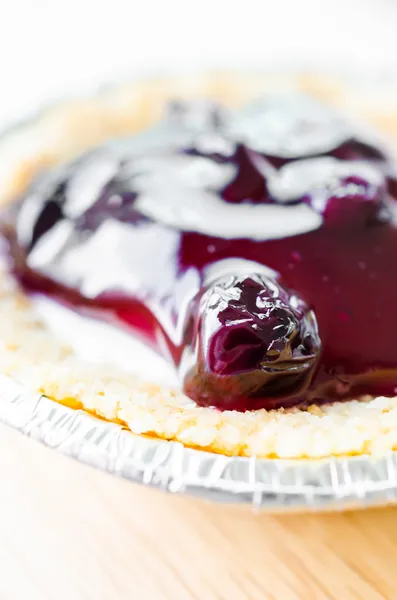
[7,94,397,411]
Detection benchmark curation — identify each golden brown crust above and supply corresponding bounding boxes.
[2,71,397,459]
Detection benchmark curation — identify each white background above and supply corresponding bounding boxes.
[0,0,397,127]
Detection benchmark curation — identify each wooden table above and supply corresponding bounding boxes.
[0,423,396,600]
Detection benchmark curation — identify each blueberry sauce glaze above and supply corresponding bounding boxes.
[7,94,397,411]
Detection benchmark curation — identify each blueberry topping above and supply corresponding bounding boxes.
[7,95,397,412]
[267,157,387,226]
[183,273,319,410]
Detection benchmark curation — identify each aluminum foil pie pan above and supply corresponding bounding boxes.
[2,373,397,512]
[2,68,397,512]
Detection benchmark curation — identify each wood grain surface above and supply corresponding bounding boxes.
[0,423,396,600]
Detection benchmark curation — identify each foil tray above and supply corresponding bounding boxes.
[3,68,397,512]
[1,374,397,512]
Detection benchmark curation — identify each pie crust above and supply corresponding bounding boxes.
[1,71,397,459]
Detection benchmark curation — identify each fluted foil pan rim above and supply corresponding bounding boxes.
[1,374,397,511]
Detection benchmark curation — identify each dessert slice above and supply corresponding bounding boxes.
[1,73,397,458]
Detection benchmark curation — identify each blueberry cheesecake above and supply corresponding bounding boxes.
[1,72,397,458]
